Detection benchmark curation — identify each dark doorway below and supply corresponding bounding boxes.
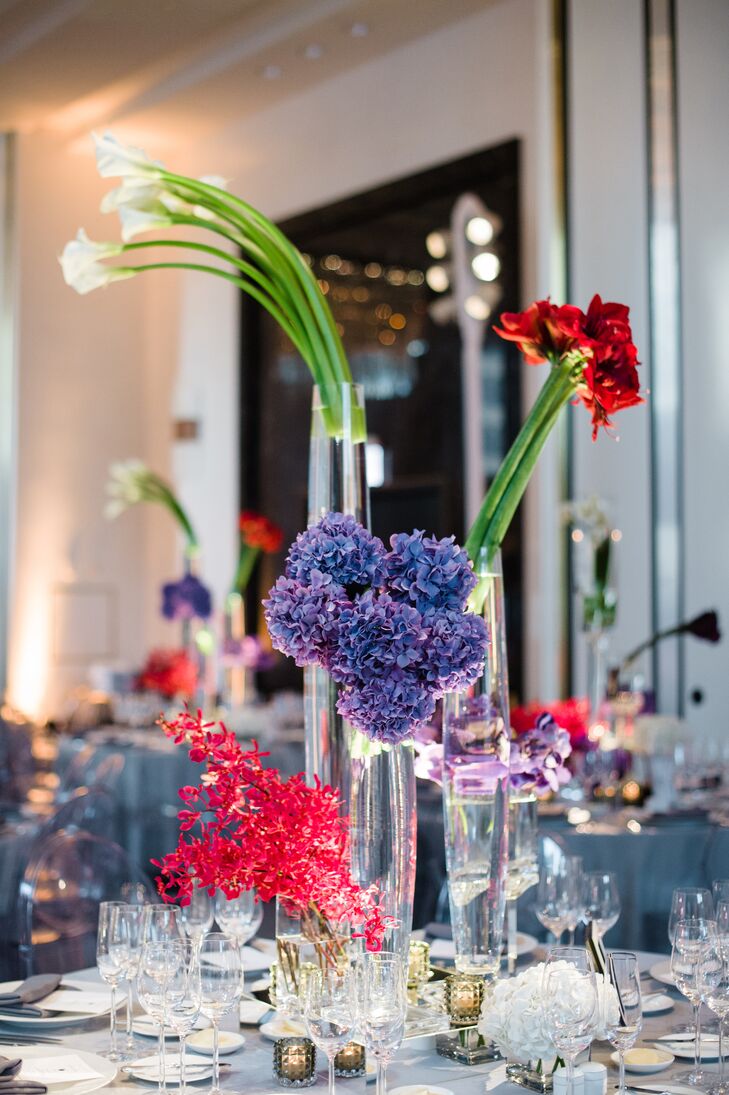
[241,139,524,699]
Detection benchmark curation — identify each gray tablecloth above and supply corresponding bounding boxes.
[0,951,718,1095]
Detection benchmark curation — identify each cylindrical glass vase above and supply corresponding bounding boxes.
[442,549,510,977]
[349,735,417,962]
[304,383,369,794]
[505,793,538,973]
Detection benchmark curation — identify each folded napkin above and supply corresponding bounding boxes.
[0,1056,47,1095]
[0,976,62,1007]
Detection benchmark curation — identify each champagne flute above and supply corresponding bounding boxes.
[214,889,263,945]
[96,901,127,1060]
[137,940,186,1095]
[669,889,714,945]
[604,951,643,1095]
[303,967,355,1095]
[166,942,202,1095]
[179,888,214,944]
[697,944,729,1095]
[114,904,143,1054]
[564,857,584,945]
[584,872,621,945]
[360,952,407,1095]
[542,950,597,1095]
[671,917,715,1085]
[198,933,243,1095]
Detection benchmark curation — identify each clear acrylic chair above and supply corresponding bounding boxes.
[58,747,125,798]
[39,786,118,839]
[17,830,153,975]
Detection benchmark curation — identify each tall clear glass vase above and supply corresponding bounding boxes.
[349,735,417,962]
[442,549,510,977]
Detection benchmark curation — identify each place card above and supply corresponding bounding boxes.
[20,1056,103,1083]
[41,989,111,1014]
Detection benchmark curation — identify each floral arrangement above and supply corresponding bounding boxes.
[162,573,212,622]
[154,709,391,954]
[512,697,590,751]
[263,513,489,744]
[221,633,276,671]
[137,649,197,699]
[477,960,619,1065]
[466,297,642,583]
[413,711,572,797]
[563,496,617,631]
[105,459,200,556]
[233,511,284,595]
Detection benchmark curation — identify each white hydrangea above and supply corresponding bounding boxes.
[478,960,620,1065]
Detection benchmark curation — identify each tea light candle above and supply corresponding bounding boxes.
[334,1041,366,1077]
[273,1037,317,1087]
[407,940,431,987]
[444,972,485,1026]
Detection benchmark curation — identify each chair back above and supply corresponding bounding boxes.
[59,746,125,798]
[40,787,117,839]
[17,830,152,975]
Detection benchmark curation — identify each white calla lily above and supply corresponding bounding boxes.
[93,131,163,179]
[100,177,163,214]
[118,205,174,242]
[59,229,134,294]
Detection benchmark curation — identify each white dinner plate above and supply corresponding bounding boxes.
[259,1017,306,1040]
[0,980,116,1029]
[389,1086,455,1095]
[126,1053,214,1086]
[662,1038,726,1061]
[648,959,676,987]
[610,1048,674,1074]
[15,1043,116,1094]
[429,933,537,962]
[239,999,272,1025]
[186,1029,245,1056]
[642,992,674,1014]
[132,1016,209,1039]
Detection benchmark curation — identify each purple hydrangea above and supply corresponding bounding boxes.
[329,592,427,687]
[161,573,212,621]
[337,673,436,745]
[509,713,572,796]
[286,512,385,588]
[263,570,349,667]
[422,609,489,695]
[383,531,478,616]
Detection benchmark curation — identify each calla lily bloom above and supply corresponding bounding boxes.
[59,229,133,294]
[92,131,163,179]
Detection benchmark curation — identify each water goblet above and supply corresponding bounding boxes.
[142,904,184,946]
[214,889,263,945]
[697,944,729,1095]
[137,940,186,1095]
[197,933,243,1095]
[166,942,202,1095]
[604,951,643,1095]
[359,952,407,1095]
[179,888,214,944]
[542,950,597,1095]
[302,966,355,1095]
[671,917,716,1085]
[97,900,128,1060]
[584,871,621,945]
[669,889,714,945]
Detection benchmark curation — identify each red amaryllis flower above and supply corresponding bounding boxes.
[239,511,283,553]
[493,299,584,364]
[137,649,197,699]
[574,294,644,438]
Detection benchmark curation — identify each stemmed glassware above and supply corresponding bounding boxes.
[669,889,715,945]
[584,872,621,946]
[197,933,243,1095]
[96,901,128,1060]
[717,902,729,957]
[671,917,716,1085]
[697,944,729,1095]
[166,942,202,1095]
[137,939,186,1095]
[564,858,585,945]
[114,904,143,1055]
[713,881,729,908]
[542,948,597,1095]
[180,889,214,944]
[604,951,643,1095]
[302,967,355,1095]
[142,905,184,946]
[535,870,572,943]
[214,889,263,946]
[359,952,407,1095]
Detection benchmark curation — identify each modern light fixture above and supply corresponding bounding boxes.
[464,294,491,321]
[471,251,501,282]
[425,230,449,260]
[425,265,450,293]
[465,213,502,246]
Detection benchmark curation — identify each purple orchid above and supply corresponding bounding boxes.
[161,573,212,621]
[509,712,572,796]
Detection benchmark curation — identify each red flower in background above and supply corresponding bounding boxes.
[154,709,391,950]
[493,299,584,364]
[239,511,283,553]
[511,696,590,750]
[137,649,197,699]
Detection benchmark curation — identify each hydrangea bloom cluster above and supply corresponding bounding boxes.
[154,709,392,951]
[161,573,212,621]
[263,514,488,744]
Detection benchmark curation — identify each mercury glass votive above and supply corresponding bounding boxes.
[444,972,485,1026]
[407,940,431,988]
[334,1041,366,1077]
[273,1037,317,1087]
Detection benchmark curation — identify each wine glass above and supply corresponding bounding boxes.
[717,901,729,959]
[697,944,729,1095]
[542,950,597,1095]
[359,952,407,1095]
[669,889,714,945]
[671,917,716,1085]
[214,889,263,946]
[142,904,184,946]
[584,872,621,945]
[564,857,584,945]
[96,900,127,1060]
[114,904,143,1055]
[713,881,729,907]
[303,967,355,1095]
[604,951,643,1095]
[137,940,186,1095]
[166,942,202,1095]
[197,933,243,1095]
[179,888,214,944]
[535,869,571,942]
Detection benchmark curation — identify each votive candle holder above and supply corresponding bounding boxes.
[444,972,485,1026]
[273,1037,317,1087]
[334,1041,366,1077]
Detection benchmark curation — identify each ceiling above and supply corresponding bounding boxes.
[0,0,492,145]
